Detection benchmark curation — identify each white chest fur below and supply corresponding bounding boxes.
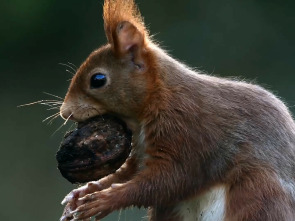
[176,186,226,221]
[129,125,148,170]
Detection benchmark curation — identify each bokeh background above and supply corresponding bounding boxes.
[1,0,294,220]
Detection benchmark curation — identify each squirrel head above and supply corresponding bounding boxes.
[60,0,160,122]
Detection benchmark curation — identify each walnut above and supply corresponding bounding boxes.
[56,115,132,183]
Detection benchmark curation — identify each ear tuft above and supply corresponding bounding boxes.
[103,0,148,52]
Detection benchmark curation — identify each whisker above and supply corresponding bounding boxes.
[46,107,60,111]
[43,92,63,100]
[51,122,66,136]
[41,101,63,105]
[66,69,75,76]
[39,102,62,108]
[42,112,60,123]
[51,112,73,136]
[63,113,73,125]
[18,100,61,107]
[48,113,61,125]
[18,101,44,107]
[67,62,78,69]
[67,122,76,131]
[51,115,72,136]
[59,63,77,75]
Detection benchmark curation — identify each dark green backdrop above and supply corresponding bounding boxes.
[1,0,294,220]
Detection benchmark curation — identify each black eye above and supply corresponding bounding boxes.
[90,73,107,89]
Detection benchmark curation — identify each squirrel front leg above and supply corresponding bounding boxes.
[93,154,139,190]
[70,151,195,220]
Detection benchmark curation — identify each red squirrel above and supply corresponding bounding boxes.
[59,0,295,220]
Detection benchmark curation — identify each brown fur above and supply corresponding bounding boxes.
[103,0,148,56]
[60,0,295,220]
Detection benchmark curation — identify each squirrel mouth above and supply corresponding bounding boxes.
[56,115,132,184]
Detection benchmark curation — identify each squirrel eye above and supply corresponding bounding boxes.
[90,73,107,89]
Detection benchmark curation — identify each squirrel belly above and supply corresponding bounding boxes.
[175,186,226,221]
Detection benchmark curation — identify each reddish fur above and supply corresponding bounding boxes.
[60,0,295,220]
[103,0,148,54]
[225,143,294,220]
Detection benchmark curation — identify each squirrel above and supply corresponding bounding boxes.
[59,0,295,220]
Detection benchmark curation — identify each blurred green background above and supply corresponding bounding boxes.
[1,0,294,220]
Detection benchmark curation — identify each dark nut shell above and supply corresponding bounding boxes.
[56,115,132,184]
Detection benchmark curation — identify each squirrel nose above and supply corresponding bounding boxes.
[60,102,74,121]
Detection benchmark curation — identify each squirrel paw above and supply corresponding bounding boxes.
[60,181,104,221]
[71,187,118,220]
[61,181,103,205]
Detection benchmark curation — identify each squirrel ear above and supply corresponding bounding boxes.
[114,21,145,70]
[103,0,148,70]
[116,21,143,55]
